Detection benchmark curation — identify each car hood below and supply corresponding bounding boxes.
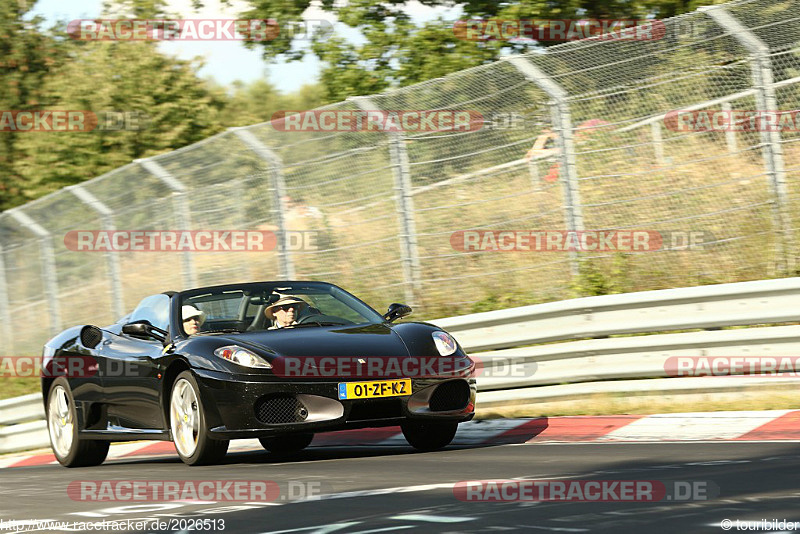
[218,322,411,358]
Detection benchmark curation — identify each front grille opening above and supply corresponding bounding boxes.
[429,380,470,411]
[255,395,308,424]
[348,398,403,421]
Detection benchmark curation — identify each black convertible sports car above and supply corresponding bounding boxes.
[42,281,476,466]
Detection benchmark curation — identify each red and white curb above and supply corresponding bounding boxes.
[2,409,799,468]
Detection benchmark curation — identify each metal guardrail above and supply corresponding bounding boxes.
[432,277,800,351]
[477,325,800,390]
[1,277,798,454]
[0,393,45,425]
[0,395,47,454]
[444,278,800,407]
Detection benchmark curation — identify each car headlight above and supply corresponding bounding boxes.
[432,331,458,356]
[214,345,272,369]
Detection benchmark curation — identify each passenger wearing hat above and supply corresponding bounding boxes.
[182,305,206,335]
[265,295,308,329]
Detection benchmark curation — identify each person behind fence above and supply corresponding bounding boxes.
[182,305,206,335]
[264,295,309,329]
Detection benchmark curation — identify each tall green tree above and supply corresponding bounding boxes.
[220,79,327,127]
[237,0,730,101]
[0,0,66,210]
[15,40,228,200]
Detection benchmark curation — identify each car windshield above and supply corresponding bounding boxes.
[178,282,385,335]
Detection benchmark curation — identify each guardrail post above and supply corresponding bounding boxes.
[231,128,296,280]
[66,185,125,319]
[350,97,422,306]
[6,209,61,336]
[0,243,13,353]
[136,158,198,288]
[703,6,794,274]
[505,56,584,276]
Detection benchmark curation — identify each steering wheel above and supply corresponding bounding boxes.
[295,313,323,324]
[295,313,353,326]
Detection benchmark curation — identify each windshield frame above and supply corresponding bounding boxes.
[172,281,385,338]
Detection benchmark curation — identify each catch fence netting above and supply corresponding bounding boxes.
[0,0,797,355]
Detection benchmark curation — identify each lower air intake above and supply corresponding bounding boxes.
[255,395,308,424]
[429,380,470,412]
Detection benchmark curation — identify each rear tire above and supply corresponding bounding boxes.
[401,420,458,451]
[259,433,314,454]
[170,371,228,465]
[46,377,109,467]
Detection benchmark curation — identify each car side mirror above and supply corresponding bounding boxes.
[383,303,412,322]
[122,321,167,342]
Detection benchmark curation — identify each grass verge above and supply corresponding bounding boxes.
[476,389,800,419]
[0,378,40,401]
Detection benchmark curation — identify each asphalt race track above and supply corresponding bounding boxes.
[2,439,800,533]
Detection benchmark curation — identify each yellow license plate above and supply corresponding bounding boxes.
[338,379,411,400]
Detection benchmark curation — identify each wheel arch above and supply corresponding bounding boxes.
[161,357,191,430]
[42,377,56,409]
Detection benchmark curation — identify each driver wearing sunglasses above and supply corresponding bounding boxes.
[264,295,308,329]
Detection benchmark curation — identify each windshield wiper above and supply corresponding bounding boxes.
[197,328,243,334]
[288,321,346,328]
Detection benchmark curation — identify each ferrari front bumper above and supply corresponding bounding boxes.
[191,369,476,439]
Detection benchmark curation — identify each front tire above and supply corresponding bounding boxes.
[259,433,314,454]
[401,420,458,451]
[46,377,109,467]
[170,371,228,465]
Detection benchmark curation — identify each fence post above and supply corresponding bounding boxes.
[527,156,541,190]
[0,243,12,353]
[703,6,794,274]
[722,102,738,154]
[506,55,584,276]
[230,177,252,281]
[231,128,296,280]
[651,121,666,165]
[66,185,125,319]
[350,97,422,306]
[136,158,198,288]
[6,209,61,336]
